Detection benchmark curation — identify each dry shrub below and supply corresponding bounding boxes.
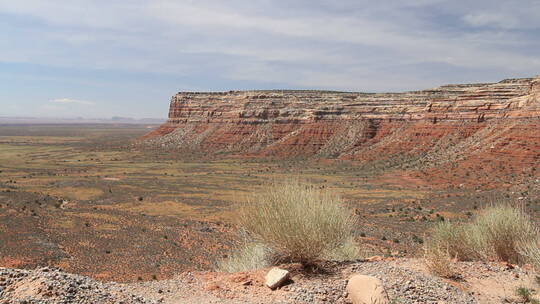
[521,241,540,270]
[428,221,479,261]
[468,204,539,264]
[216,242,272,273]
[424,244,457,278]
[515,286,540,304]
[235,179,358,267]
[323,237,363,262]
[426,204,540,275]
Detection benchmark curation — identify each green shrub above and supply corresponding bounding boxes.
[516,286,540,303]
[233,179,358,267]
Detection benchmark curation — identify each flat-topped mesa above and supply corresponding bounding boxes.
[145,75,540,172]
[165,76,539,126]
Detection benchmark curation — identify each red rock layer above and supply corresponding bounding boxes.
[145,75,540,173]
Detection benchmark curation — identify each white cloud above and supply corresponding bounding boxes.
[0,0,539,92]
[51,98,95,105]
[462,3,540,30]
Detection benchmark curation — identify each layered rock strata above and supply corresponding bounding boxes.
[145,76,540,173]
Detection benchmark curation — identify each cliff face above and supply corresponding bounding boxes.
[162,76,539,124]
[146,75,540,175]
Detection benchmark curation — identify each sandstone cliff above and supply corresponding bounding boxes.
[145,75,540,174]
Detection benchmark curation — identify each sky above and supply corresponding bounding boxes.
[1,0,539,119]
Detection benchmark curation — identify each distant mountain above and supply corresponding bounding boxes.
[0,116,165,124]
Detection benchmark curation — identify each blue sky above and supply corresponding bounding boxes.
[1,0,539,118]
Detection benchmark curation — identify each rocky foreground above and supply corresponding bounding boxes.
[1,258,535,303]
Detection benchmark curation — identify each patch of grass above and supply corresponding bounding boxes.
[516,286,540,303]
[426,204,540,274]
[424,244,458,279]
[470,205,539,265]
[48,187,104,201]
[233,179,358,267]
[427,221,478,261]
[412,234,424,244]
[216,242,272,273]
[389,298,405,304]
[323,238,362,262]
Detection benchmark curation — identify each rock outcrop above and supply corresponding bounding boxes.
[145,75,540,176]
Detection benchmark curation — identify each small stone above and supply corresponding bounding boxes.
[346,274,389,304]
[265,267,290,290]
[365,256,384,262]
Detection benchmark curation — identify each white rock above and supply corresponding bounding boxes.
[265,267,290,290]
[346,274,389,304]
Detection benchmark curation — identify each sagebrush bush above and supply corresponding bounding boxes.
[469,205,539,264]
[323,237,362,262]
[229,179,358,267]
[424,243,457,278]
[426,204,540,273]
[216,242,272,273]
[521,240,540,270]
[428,221,479,261]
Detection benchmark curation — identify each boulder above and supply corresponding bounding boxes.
[265,268,290,290]
[346,274,388,304]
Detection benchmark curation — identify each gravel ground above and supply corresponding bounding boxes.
[282,277,349,303]
[0,267,155,304]
[273,260,476,304]
[2,259,528,303]
[350,261,476,304]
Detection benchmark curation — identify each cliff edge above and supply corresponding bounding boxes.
[144,75,540,175]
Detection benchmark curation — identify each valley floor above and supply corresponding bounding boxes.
[1,124,539,303]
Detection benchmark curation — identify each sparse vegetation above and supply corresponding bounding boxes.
[516,286,540,304]
[412,235,424,244]
[427,221,478,262]
[389,297,405,304]
[324,237,362,262]
[216,242,272,273]
[424,243,459,278]
[471,204,539,264]
[3,123,540,295]
[426,204,540,276]
[220,179,359,270]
